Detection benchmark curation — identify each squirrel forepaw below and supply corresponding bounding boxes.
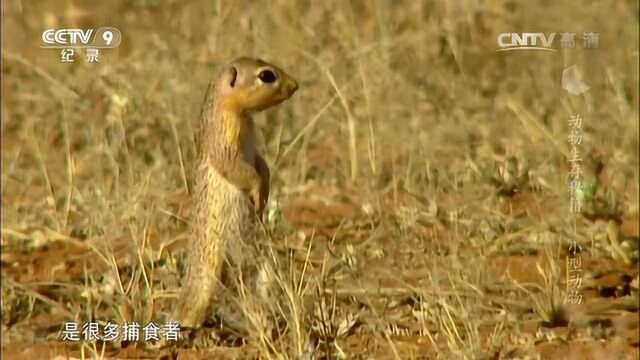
[249,187,264,219]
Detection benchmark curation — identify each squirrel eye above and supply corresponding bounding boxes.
[258,70,277,84]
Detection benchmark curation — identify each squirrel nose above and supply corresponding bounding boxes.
[288,79,299,94]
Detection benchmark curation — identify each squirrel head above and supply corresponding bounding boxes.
[216,57,298,113]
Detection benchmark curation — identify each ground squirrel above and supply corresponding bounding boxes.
[172,57,298,329]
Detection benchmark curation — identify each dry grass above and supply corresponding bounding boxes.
[2,0,639,359]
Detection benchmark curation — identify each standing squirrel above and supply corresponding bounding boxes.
[172,57,298,328]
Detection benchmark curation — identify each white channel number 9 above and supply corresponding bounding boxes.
[103,31,113,46]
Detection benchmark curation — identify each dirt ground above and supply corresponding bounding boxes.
[2,1,639,359]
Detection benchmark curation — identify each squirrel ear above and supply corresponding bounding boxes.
[223,66,238,88]
[220,65,238,88]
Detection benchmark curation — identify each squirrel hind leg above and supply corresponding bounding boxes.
[172,261,222,328]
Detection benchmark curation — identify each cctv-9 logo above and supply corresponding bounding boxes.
[41,27,122,48]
